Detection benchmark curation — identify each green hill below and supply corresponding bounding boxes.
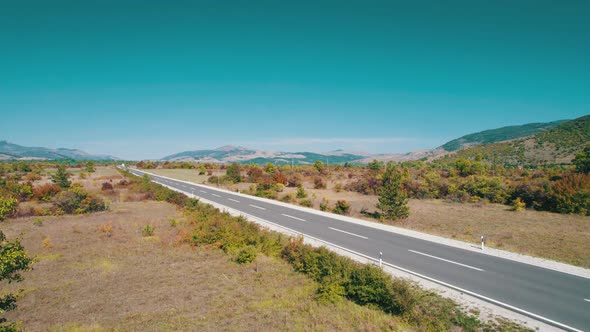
[441,120,565,151]
[438,115,590,166]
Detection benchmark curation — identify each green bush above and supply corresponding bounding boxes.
[52,186,107,214]
[142,224,155,237]
[296,185,307,198]
[0,196,18,222]
[299,199,313,207]
[236,245,257,264]
[332,200,350,215]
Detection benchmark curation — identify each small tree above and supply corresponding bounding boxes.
[0,231,33,329]
[226,163,242,183]
[377,163,409,220]
[51,165,71,188]
[573,145,590,174]
[314,161,325,174]
[296,185,307,199]
[85,161,96,173]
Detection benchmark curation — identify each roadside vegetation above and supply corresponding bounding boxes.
[143,150,590,268]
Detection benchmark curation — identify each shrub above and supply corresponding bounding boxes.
[280,194,294,203]
[319,198,329,211]
[101,182,114,191]
[314,176,327,189]
[299,199,313,207]
[52,186,107,214]
[23,173,41,182]
[142,224,155,237]
[333,182,343,193]
[332,200,350,215]
[510,198,526,211]
[296,185,307,199]
[287,173,303,187]
[0,196,18,221]
[99,221,113,237]
[79,172,87,179]
[0,231,33,329]
[236,245,257,264]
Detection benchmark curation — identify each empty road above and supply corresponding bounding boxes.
[127,168,590,331]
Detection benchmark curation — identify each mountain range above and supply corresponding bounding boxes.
[2,115,587,165]
[161,117,576,165]
[0,141,118,161]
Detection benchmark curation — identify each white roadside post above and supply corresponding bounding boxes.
[379,251,383,268]
[481,235,485,251]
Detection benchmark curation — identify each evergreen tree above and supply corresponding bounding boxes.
[377,163,409,220]
[51,165,71,188]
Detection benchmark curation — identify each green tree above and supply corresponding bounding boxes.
[85,161,96,173]
[0,231,32,330]
[51,165,72,188]
[367,159,384,172]
[226,163,242,183]
[573,145,590,174]
[377,163,409,220]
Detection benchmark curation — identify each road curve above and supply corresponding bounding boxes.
[127,168,590,332]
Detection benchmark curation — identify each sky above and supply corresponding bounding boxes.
[1,0,589,160]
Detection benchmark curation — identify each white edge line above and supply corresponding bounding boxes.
[281,214,307,222]
[584,298,590,303]
[249,204,266,210]
[228,198,240,203]
[329,227,368,240]
[125,168,584,332]
[408,249,484,272]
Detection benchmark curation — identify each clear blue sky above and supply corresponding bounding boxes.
[1,0,588,160]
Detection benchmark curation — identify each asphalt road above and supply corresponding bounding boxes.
[127,168,590,331]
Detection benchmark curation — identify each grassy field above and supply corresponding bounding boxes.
[148,168,590,268]
[2,168,407,331]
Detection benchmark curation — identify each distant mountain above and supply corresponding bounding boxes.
[437,115,590,166]
[0,141,118,161]
[363,119,570,163]
[161,145,368,165]
[441,120,566,152]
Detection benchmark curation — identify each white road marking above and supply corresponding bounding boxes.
[584,298,590,303]
[249,204,266,210]
[212,194,221,197]
[200,190,207,193]
[408,250,485,272]
[228,198,240,203]
[329,227,368,239]
[281,214,307,222]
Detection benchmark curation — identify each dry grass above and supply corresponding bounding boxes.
[148,168,590,268]
[1,168,406,331]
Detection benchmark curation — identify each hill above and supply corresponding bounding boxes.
[441,120,566,152]
[437,115,590,166]
[161,145,368,165]
[0,140,118,161]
